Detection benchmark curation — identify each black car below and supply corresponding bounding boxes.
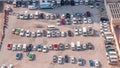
[70,0,75,6]
[43,30,47,37]
[65,0,70,5]
[16,1,22,7]
[26,44,33,52]
[87,42,94,50]
[61,0,65,6]
[65,13,71,19]
[40,13,45,19]
[68,30,73,37]
[65,55,69,63]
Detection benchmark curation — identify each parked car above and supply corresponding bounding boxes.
[17,44,22,51]
[59,43,64,50]
[87,42,94,50]
[58,56,63,64]
[95,60,100,68]
[53,44,59,50]
[12,28,15,34]
[22,44,27,52]
[66,19,71,25]
[32,46,37,51]
[28,53,35,61]
[78,57,83,66]
[12,44,17,51]
[16,52,22,60]
[68,30,73,37]
[43,30,47,37]
[78,18,82,24]
[37,30,42,37]
[74,28,79,36]
[83,17,87,24]
[76,41,82,50]
[1,64,7,68]
[37,44,42,52]
[86,11,91,17]
[19,29,25,36]
[8,64,13,68]
[25,30,31,37]
[65,55,69,63]
[65,13,71,19]
[26,44,33,52]
[7,44,12,50]
[15,28,20,35]
[71,56,76,64]
[53,55,58,63]
[88,18,93,24]
[71,42,76,51]
[57,19,61,26]
[89,60,95,67]
[79,28,83,35]
[73,17,77,24]
[42,46,48,53]
[31,32,36,38]
[61,31,66,37]
[48,44,53,50]
[82,44,87,50]
[65,43,70,49]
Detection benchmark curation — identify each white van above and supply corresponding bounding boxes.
[108,58,118,64]
[109,51,117,55]
[109,55,118,59]
[71,42,76,51]
[22,44,27,52]
[83,27,87,36]
[76,41,81,50]
[34,11,39,19]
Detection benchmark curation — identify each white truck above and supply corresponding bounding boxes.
[83,27,87,36]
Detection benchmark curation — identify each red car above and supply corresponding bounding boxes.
[86,11,91,17]
[7,44,12,50]
[53,44,59,50]
[60,18,65,25]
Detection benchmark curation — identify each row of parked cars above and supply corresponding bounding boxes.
[74,26,95,36]
[16,11,57,20]
[52,55,100,67]
[7,41,94,52]
[100,20,118,65]
[0,64,13,68]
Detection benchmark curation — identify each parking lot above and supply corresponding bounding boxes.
[0,3,116,68]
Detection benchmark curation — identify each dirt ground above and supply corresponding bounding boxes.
[0,3,119,68]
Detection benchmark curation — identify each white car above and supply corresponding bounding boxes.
[17,44,22,51]
[12,28,15,34]
[95,60,100,67]
[12,44,17,51]
[65,43,70,49]
[47,31,51,38]
[78,18,82,24]
[42,46,48,53]
[76,41,82,50]
[25,30,31,37]
[83,17,87,24]
[48,44,53,50]
[88,18,93,24]
[82,44,87,50]
[74,28,79,36]
[32,46,37,51]
[1,64,7,68]
[57,19,61,26]
[22,44,27,52]
[61,31,66,37]
[31,32,36,38]
[19,29,25,36]
[73,18,77,24]
[58,56,63,64]
[79,28,83,35]
[8,64,13,68]
[71,57,76,64]
[37,30,42,37]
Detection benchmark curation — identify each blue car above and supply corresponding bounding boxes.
[89,60,94,67]
[40,3,53,9]
[16,53,22,60]
[37,44,42,52]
